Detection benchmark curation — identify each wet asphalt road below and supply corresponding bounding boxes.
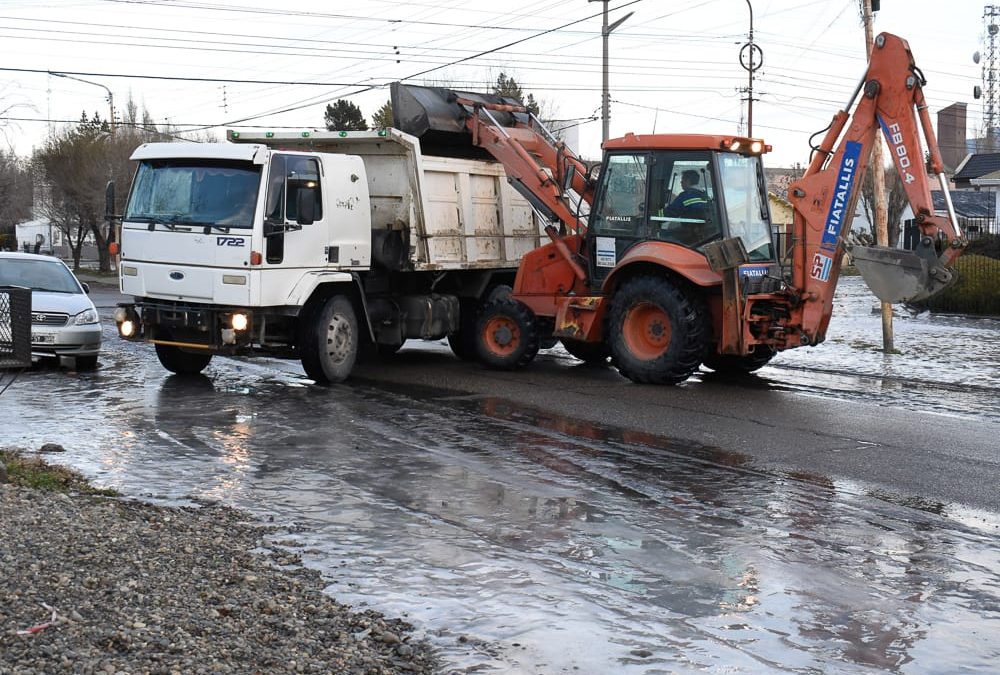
[2,278,998,673]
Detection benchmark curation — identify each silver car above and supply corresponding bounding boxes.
[0,252,102,369]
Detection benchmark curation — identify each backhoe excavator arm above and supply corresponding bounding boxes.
[785,32,965,347]
[391,82,594,282]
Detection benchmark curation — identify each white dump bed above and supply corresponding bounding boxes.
[228,129,543,271]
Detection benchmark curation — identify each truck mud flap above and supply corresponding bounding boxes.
[850,244,956,304]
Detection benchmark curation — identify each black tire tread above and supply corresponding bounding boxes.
[475,299,540,370]
[608,276,707,385]
[155,344,212,375]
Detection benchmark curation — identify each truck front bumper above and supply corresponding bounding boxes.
[115,300,254,352]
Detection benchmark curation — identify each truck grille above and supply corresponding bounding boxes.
[31,312,69,326]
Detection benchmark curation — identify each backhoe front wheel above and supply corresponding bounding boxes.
[608,276,707,385]
[299,295,359,384]
[475,299,539,370]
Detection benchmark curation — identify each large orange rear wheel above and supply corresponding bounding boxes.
[608,276,707,385]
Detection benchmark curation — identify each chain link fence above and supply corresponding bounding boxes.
[1,287,32,395]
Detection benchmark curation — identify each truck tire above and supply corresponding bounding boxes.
[703,346,776,374]
[448,298,478,360]
[299,295,358,384]
[608,276,707,385]
[560,338,610,365]
[475,299,539,370]
[155,344,212,375]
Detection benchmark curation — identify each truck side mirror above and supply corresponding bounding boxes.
[296,188,316,226]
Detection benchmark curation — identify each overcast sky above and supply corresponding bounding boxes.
[0,0,987,167]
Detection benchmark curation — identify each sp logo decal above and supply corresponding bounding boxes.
[216,236,245,247]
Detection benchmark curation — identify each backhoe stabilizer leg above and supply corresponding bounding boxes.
[848,242,956,304]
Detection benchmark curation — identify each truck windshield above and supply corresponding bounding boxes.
[126,160,262,229]
[718,154,774,261]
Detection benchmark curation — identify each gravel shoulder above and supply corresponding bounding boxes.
[1,482,438,674]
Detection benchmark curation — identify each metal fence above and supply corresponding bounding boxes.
[1,286,32,370]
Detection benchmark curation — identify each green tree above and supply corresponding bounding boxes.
[324,100,369,131]
[492,72,539,116]
[371,99,393,129]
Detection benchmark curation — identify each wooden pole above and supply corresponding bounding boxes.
[863,0,894,352]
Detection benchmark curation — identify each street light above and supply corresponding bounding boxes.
[739,0,762,137]
[50,72,115,136]
[589,0,633,144]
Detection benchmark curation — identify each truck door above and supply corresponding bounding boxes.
[263,153,326,268]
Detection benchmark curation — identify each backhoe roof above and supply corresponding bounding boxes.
[604,132,768,153]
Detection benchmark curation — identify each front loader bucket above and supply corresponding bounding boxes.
[390,82,529,158]
[849,244,956,304]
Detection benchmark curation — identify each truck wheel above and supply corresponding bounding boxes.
[703,347,775,374]
[560,338,610,365]
[608,276,707,384]
[300,295,358,384]
[475,299,539,370]
[448,298,478,360]
[155,344,212,375]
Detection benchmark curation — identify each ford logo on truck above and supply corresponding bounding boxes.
[169,271,184,280]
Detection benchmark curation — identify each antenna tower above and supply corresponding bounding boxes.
[985,5,1000,149]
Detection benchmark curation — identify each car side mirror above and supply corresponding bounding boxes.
[296,189,316,226]
[81,282,91,294]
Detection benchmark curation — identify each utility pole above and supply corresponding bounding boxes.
[589,0,633,144]
[51,72,115,136]
[862,0,893,352]
[739,0,763,137]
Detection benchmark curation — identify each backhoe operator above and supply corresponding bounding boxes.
[666,170,708,215]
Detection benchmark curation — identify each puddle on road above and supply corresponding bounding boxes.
[3,329,999,673]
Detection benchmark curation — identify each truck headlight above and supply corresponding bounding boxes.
[120,319,136,338]
[231,312,249,332]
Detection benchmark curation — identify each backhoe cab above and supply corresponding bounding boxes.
[390,32,965,385]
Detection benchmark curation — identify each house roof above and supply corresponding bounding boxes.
[952,153,1000,182]
[931,190,994,218]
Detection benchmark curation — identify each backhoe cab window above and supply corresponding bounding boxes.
[719,154,774,261]
[649,153,720,248]
[265,155,323,224]
[125,160,261,228]
[591,153,649,238]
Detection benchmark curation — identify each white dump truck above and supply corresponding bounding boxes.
[112,129,544,382]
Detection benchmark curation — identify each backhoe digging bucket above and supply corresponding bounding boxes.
[849,244,956,304]
[390,82,529,158]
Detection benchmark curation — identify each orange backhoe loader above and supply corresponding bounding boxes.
[391,32,966,384]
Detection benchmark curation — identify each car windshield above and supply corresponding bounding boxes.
[0,258,82,293]
[126,159,262,228]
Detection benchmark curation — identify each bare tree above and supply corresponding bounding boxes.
[858,162,908,247]
[33,96,175,270]
[0,151,32,249]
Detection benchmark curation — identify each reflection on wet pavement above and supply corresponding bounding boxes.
[2,319,998,673]
[766,276,1000,420]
